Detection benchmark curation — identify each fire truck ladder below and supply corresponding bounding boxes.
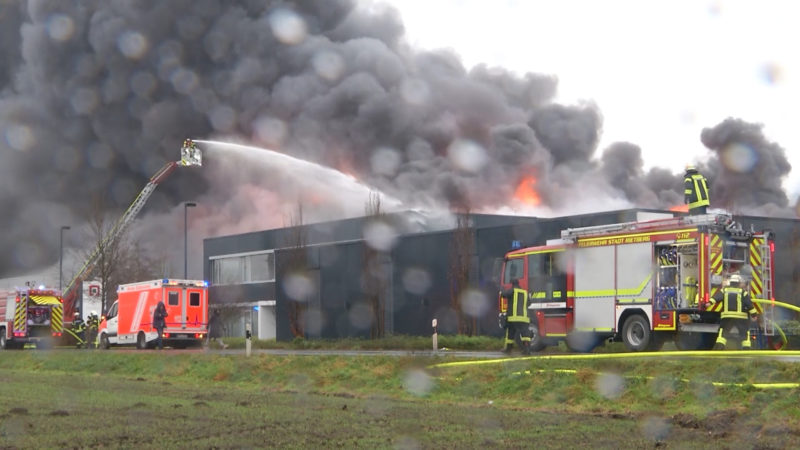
[560,213,731,240]
[61,140,202,319]
[758,237,775,336]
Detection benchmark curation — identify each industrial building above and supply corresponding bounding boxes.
[203,209,800,341]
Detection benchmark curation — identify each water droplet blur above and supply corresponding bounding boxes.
[649,375,677,399]
[400,78,430,106]
[47,14,75,42]
[254,116,288,147]
[448,139,487,173]
[595,372,624,399]
[117,30,149,59]
[284,272,313,301]
[393,435,421,450]
[5,124,35,152]
[87,142,114,169]
[170,68,199,94]
[14,241,43,269]
[70,88,99,115]
[130,71,157,97]
[459,289,489,318]
[302,308,324,336]
[403,369,433,397]
[312,50,345,82]
[348,302,372,330]
[364,220,398,251]
[402,267,431,295]
[720,142,758,173]
[639,416,670,442]
[268,9,307,45]
[759,62,784,85]
[209,105,237,132]
[371,147,402,177]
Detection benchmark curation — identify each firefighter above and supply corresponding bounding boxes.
[709,274,757,350]
[85,311,99,350]
[500,278,531,354]
[71,312,86,349]
[684,165,710,215]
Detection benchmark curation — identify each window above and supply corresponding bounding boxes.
[504,258,524,284]
[168,291,179,306]
[211,251,275,285]
[189,292,200,307]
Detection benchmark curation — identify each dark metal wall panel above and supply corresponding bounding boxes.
[391,231,456,336]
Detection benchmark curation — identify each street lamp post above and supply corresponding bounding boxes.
[59,226,71,292]
[184,202,197,279]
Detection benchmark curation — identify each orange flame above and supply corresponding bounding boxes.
[669,204,689,212]
[514,175,541,206]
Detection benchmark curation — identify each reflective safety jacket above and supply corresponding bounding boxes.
[710,287,756,320]
[684,172,710,210]
[504,287,530,323]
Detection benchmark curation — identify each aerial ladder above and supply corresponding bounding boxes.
[61,139,202,321]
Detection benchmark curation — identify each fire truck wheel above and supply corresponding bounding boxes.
[528,323,546,352]
[99,334,110,350]
[136,332,147,350]
[622,315,651,352]
[0,332,6,350]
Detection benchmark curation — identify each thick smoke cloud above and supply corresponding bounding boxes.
[0,0,794,277]
[700,117,791,213]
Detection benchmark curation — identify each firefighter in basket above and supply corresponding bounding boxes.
[709,273,758,350]
[67,312,87,349]
[85,311,100,349]
[499,278,531,354]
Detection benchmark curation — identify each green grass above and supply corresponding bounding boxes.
[1,351,799,448]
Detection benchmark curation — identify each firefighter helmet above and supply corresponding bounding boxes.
[729,274,742,284]
[685,164,697,172]
[91,310,98,317]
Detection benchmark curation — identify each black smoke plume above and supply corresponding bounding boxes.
[0,0,794,277]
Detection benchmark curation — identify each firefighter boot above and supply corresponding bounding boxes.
[713,329,727,350]
[741,330,752,350]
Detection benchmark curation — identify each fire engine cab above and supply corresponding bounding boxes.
[498,213,776,352]
[98,279,208,349]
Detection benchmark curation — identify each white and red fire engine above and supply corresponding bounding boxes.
[97,279,208,349]
[498,213,776,352]
[1,284,64,349]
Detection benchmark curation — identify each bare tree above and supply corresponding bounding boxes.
[364,191,387,339]
[449,207,476,335]
[73,196,163,315]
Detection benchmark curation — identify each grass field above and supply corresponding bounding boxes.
[1,349,800,448]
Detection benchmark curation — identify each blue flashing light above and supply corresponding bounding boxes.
[511,240,521,250]
[253,305,260,311]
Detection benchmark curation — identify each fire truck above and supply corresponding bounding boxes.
[1,284,64,349]
[97,279,208,349]
[60,140,202,334]
[497,213,776,352]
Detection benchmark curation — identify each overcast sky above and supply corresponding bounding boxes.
[381,0,800,197]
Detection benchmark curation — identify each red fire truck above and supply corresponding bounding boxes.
[97,279,208,349]
[1,285,64,349]
[498,213,776,352]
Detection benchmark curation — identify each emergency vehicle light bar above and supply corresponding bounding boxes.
[161,279,208,287]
